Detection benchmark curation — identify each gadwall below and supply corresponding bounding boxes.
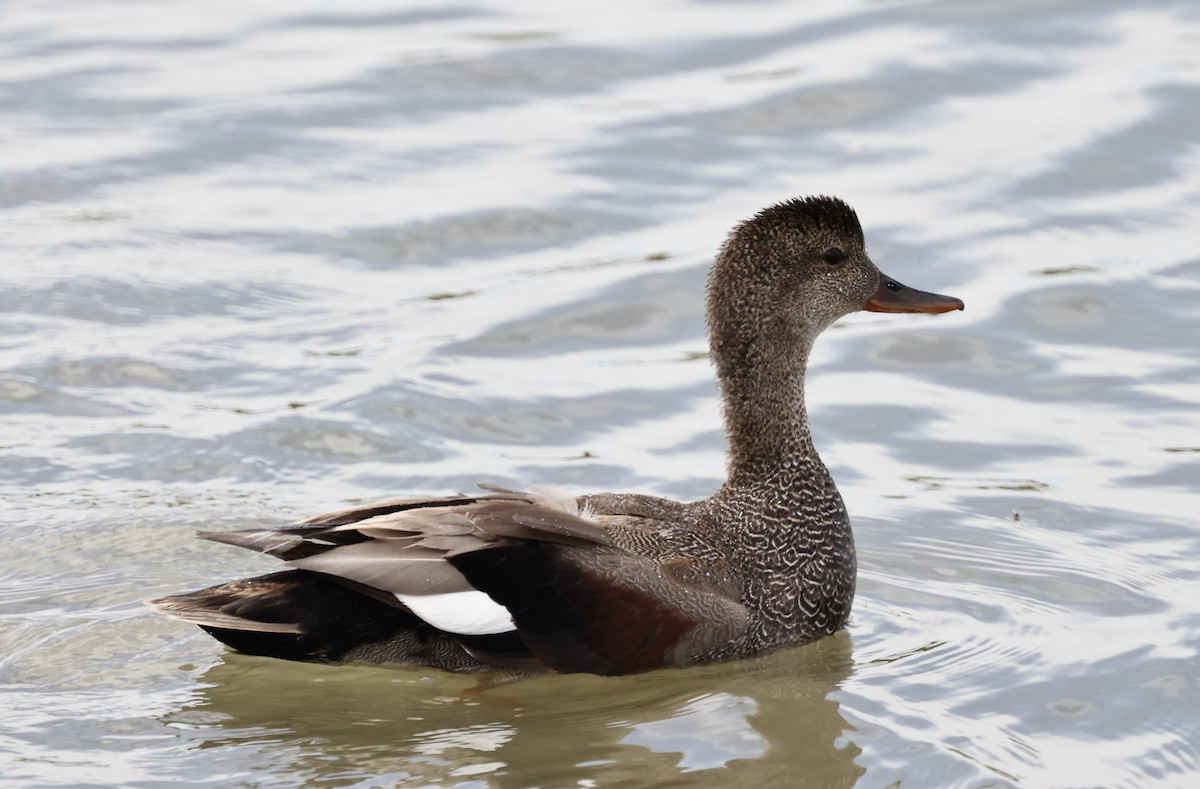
[150,196,963,675]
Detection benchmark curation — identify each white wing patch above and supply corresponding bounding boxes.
[395,591,514,635]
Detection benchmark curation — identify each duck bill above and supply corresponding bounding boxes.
[864,272,964,314]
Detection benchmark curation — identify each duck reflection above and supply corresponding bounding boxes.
[166,634,862,787]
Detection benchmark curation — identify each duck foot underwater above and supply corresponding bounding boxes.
[149,196,964,676]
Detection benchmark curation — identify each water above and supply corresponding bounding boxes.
[2,0,1198,786]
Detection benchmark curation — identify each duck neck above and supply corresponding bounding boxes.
[714,316,826,490]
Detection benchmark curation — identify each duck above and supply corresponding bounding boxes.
[149,196,963,675]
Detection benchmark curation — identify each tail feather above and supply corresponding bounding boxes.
[148,570,528,670]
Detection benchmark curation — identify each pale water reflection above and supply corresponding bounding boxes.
[179,638,860,787]
[2,0,1199,786]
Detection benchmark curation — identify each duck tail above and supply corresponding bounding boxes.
[148,569,532,670]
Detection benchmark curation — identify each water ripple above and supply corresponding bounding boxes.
[3,0,1200,786]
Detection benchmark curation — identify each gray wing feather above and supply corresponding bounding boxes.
[189,489,646,628]
[288,541,479,596]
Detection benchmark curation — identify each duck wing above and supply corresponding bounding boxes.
[449,537,747,675]
[150,486,747,674]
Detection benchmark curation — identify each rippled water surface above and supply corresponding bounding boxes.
[3,0,1199,786]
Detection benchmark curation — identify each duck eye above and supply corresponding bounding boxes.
[822,247,845,265]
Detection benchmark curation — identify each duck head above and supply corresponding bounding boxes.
[707,195,963,355]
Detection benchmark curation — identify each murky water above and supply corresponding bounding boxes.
[3,0,1199,786]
